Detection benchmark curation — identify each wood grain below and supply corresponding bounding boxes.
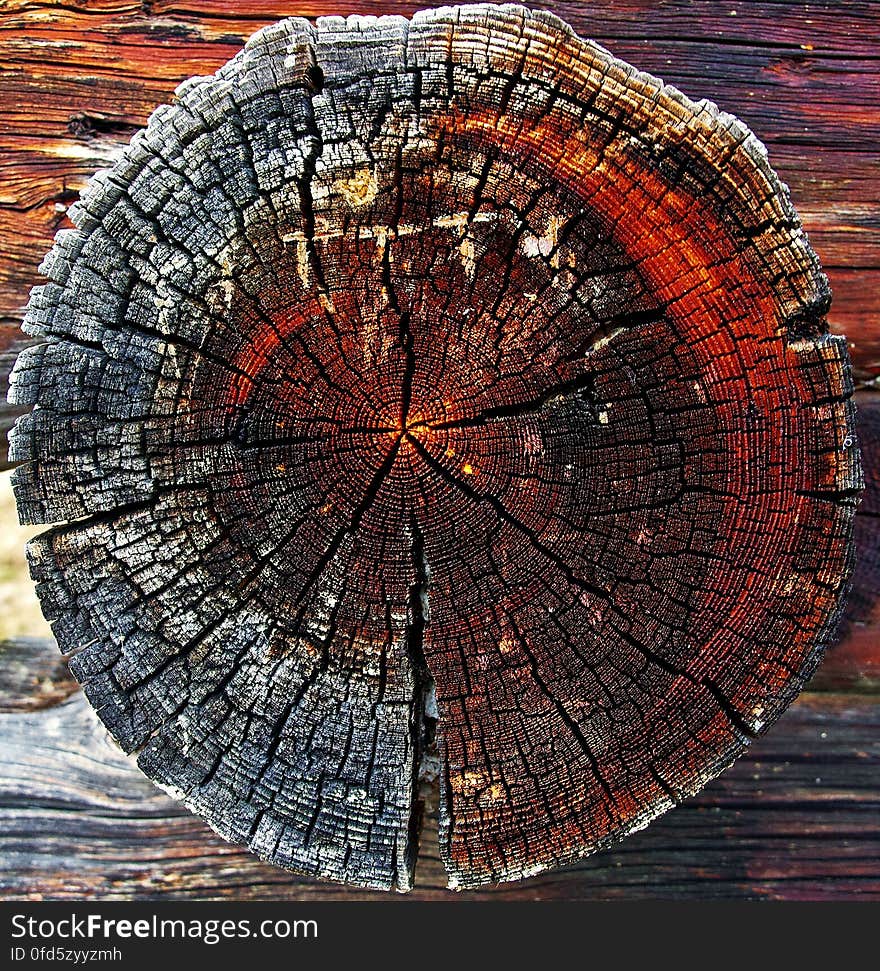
[6,5,863,891]
[1,670,877,900]
[0,638,78,713]
[829,395,880,691]
[9,389,875,901]
[0,0,877,900]
[1,0,877,427]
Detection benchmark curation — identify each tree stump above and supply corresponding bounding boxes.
[7,4,861,891]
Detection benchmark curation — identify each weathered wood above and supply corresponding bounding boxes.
[1,328,33,468]
[0,638,78,713]
[828,395,880,691]
[7,6,862,891]
[1,684,877,900]
[6,402,875,705]
[2,1,878,467]
[1,0,877,405]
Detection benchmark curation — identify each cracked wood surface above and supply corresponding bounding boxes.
[1,0,879,473]
[1,1,872,886]
[5,5,864,891]
[1,639,878,900]
[4,394,875,897]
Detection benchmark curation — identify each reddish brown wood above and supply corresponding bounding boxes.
[7,5,862,892]
[0,0,878,389]
[2,1,878,468]
[826,395,880,690]
[2,678,877,901]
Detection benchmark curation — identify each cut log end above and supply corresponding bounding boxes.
[8,4,862,891]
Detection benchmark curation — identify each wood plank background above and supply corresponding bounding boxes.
[1,0,878,900]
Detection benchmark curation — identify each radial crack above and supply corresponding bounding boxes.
[401,514,437,890]
[422,369,598,431]
[12,5,858,895]
[409,434,758,741]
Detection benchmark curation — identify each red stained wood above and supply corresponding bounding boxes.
[1,0,878,460]
[1,0,877,897]
[1,0,877,381]
[6,5,865,891]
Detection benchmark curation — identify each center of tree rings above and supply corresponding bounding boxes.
[11,5,860,891]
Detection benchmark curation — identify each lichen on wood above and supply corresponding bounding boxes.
[7,4,862,891]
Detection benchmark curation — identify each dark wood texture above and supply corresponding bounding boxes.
[4,400,877,899]
[4,4,864,891]
[1,1,877,900]
[1,0,878,473]
[1,639,878,900]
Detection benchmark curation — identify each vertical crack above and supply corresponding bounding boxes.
[376,144,417,431]
[297,45,330,301]
[401,515,437,889]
